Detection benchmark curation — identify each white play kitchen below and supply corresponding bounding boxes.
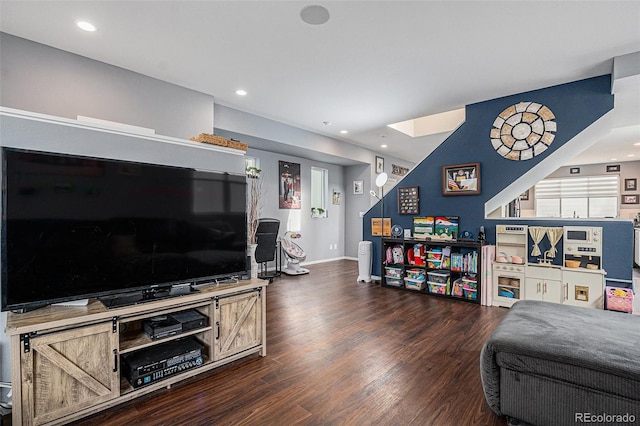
[493,224,605,309]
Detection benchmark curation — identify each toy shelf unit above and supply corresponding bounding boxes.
[382,238,483,304]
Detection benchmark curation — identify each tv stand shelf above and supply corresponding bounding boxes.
[5,278,267,426]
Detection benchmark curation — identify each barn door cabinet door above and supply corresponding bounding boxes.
[19,322,119,425]
[214,289,263,360]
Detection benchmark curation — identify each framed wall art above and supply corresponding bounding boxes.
[622,194,639,204]
[625,178,637,191]
[519,189,529,201]
[279,161,301,209]
[442,162,481,196]
[606,164,620,172]
[397,186,419,214]
[332,189,342,205]
[353,180,364,195]
[570,167,580,174]
[375,156,384,174]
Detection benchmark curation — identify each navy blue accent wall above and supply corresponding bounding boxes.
[364,75,633,281]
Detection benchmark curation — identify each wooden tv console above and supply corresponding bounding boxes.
[5,279,267,425]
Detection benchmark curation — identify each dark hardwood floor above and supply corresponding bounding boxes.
[72,260,509,426]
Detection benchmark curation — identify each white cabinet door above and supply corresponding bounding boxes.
[524,278,544,301]
[543,280,563,304]
[563,270,604,309]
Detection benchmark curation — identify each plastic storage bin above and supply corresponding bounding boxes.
[606,286,633,313]
[462,276,478,290]
[404,277,426,291]
[385,277,403,287]
[385,267,403,279]
[427,271,450,285]
[427,281,448,295]
[427,250,442,260]
[463,287,477,300]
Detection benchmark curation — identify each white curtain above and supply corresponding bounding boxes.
[529,226,546,257]
[546,227,563,258]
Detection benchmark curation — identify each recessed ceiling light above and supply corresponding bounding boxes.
[628,154,635,157]
[381,144,388,148]
[75,20,96,32]
[611,158,618,161]
[300,5,330,25]
[235,89,247,96]
[634,142,640,146]
[340,130,348,134]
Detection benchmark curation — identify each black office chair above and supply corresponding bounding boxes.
[255,218,281,282]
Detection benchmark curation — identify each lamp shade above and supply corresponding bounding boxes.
[375,172,388,188]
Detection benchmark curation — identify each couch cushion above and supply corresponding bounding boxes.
[480,299,640,416]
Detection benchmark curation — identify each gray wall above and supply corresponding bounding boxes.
[0,33,214,140]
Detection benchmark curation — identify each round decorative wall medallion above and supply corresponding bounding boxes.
[490,102,556,161]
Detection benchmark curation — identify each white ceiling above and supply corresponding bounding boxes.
[1,1,639,166]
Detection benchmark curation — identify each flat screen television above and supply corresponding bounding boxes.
[1,147,248,312]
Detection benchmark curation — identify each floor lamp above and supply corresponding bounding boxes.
[373,172,388,235]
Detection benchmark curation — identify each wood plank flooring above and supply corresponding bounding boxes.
[71,260,509,426]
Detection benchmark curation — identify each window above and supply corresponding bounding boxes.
[535,175,618,218]
[311,167,328,218]
[245,156,260,173]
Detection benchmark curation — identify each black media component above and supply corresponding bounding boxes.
[1,148,248,312]
[168,309,208,332]
[143,315,183,340]
[121,337,204,388]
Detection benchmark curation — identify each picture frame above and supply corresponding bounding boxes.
[606,164,620,172]
[279,161,301,209]
[519,189,529,201]
[625,178,637,191]
[353,180,364,195]
[570,167,580,174]
[442,162,481,196]
[397,186,419,215]
[375,156,384,174]
[332,189,342,205]
[622,194,639,205]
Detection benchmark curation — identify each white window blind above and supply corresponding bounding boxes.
[535,175,618,218]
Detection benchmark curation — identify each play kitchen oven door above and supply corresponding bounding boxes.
[563,226,602,269]
[492,263,525,308]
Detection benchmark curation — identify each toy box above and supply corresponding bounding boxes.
[606,286,633,313]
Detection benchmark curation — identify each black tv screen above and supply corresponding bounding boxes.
[1,148,248,312]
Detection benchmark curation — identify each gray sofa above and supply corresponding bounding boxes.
[481,300,640,426]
